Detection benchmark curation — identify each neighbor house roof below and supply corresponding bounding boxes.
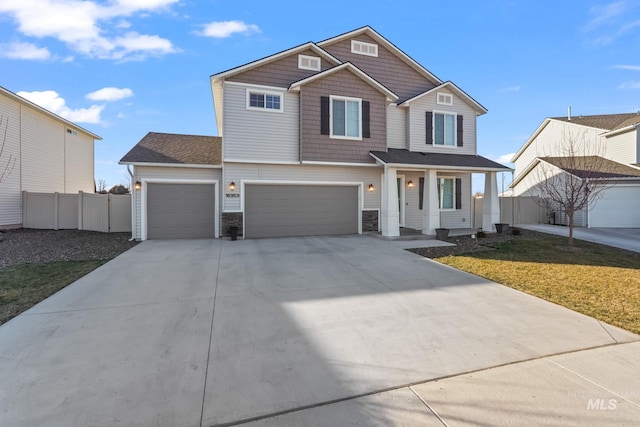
[370,148,511,172]
[119,132,222,166]
[0,86,102,140]
[541,156,640,179]
[551,113,640,132]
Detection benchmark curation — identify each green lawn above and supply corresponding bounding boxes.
[434,236,640,334]
[0,260,108,325]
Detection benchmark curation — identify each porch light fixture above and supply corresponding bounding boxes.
[407,180,414,188]
[229,181,236,191]
[368,184,375,192]
[134,180,141,191]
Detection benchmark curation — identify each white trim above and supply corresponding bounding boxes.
[246,88,284,113]
[397,174,406,226]
[602,124,638,138]
[120,162,222,169]
[223,158,301,165]
[398,81,487,115]
[300,160,381,167]
[437,176,456,211]
[351,40,378,57]
[140,178,219,241]
[330,95,362,140]
[241,180,364,238]
[298,54,321,71]
[437,92,453,106]
[225,80,288,92]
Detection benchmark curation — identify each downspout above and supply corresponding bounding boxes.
[126,165,136,241]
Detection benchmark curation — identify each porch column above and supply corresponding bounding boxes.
[422,169,440,235]
[483,171,500,232]
[381,166,400,237]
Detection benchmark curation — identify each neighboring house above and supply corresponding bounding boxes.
[120,26,509,240]
[0,86,101,228]
[510,113,640,227]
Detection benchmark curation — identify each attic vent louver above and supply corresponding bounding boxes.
[351,40,378,57]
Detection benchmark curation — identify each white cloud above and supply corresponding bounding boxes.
[499,85,521,93]
[583,2,640,45]
[613,64,640,71]
[17,90,104,124]
[584,1,625,31]
[86,87,133,101]
[0,41,51,60]
[619,80,640,89]
[198,20,260,38]
[493,153,516,164]
[0,0,178,60]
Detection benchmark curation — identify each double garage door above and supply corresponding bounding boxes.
[244,184,359,238]
[147,183,216,239]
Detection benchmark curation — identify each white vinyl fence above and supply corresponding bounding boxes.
[22,191,131,233]
[473,196,547,229]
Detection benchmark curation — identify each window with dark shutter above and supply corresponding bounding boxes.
[419,177,424,210]
[457,116,464,147]
[426,111,433,144]
[320,96,330,135]
[455,178,462,209]
[362,101,370,138]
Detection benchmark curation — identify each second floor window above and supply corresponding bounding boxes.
[331,96,361,139]
[434,112,456,146]
[246,90,283,112]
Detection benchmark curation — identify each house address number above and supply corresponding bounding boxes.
[226,193,240,198]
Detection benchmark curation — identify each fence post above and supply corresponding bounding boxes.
[77,191,83,230]
[107,194,112,233]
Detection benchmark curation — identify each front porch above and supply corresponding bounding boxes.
[366,226,479,241]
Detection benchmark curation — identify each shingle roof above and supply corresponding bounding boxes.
[120,132,221,165]
[551,113,640,131]
[541,156,640,179]
[370,148,511,171]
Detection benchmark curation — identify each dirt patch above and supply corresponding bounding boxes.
[0,229,139,269]
[407,228,550,259]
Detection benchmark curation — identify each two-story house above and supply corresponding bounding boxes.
[510,113,640,227]
[120,27,509,240]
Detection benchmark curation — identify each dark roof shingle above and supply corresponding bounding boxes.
[551,113,640,131]
[370,148,511,170]
[120,132,221,165]
[541,156,640,179]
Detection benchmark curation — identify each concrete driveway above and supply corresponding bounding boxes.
[0,236,638,426]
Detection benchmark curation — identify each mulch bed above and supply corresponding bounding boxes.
[407,228,549,259]
[0,229,139,269]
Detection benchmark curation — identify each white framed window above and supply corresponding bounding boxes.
[351,40,378,57]
[298,54,321,71]
[437,92,453,105]
[438,177,455,210]
[246,89,283,112]
[330,95,362,140]
[434,111,456,146]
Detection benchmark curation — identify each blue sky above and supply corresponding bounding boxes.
[1,0,639,192]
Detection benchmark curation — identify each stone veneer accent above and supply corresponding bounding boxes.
[221,212,243,238]
[362,210,379,232]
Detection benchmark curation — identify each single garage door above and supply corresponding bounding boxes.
[589,185,640,227]
[245,184,358,238]
[147,183,216,239]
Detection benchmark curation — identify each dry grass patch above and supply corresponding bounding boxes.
[431,237,640,334]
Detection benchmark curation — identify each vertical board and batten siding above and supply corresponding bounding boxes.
[222,163,382,212]
[226,48,335,88]
[20,106,65,192]
[408,91,477,155]
[133,166,222,240]
[0,94,22,226]
[64,131,95,193]
[321,33,437,102]
[387,105,407,149]
[299,68,387,163]
[223,82,299,163]
[605,130,638,164]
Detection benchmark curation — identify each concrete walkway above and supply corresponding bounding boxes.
[520,224,640,253]
[0,236,638,426]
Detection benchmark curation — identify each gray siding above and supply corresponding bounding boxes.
[322,33,436,102]
[223,82,299,162]
[387,104,406,149]
[299,68,387,163]
[408,90,477,155]
[227,48,334,88]
[0,94,21,226]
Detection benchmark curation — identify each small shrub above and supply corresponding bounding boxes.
[511,228,521,236]
[477,231,487,238]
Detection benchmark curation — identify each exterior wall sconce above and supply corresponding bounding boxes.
[368,184,375,192]
[134,181,141,191]
[407,180,414,188]
[229,181,236,191]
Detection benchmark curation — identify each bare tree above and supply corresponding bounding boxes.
[534,130,612,245]
[96,179,107,194]
[0,116,16,184]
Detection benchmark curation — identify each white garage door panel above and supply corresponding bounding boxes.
[245,185,358,238]
[147,183,216,239]
[589,186,640,228]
